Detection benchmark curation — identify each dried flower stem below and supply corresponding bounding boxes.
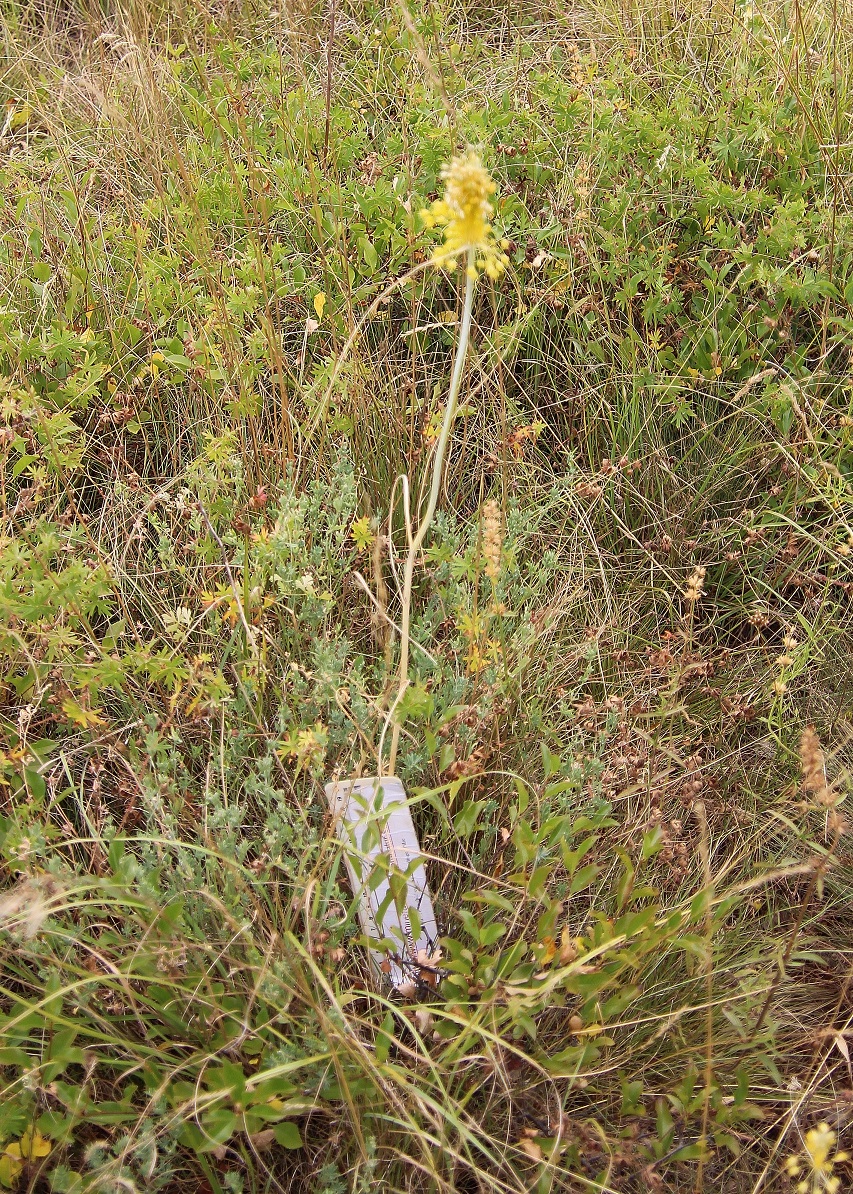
[748,731,844,1041]
[750,825,843,1041]
[694,800,714,1192]
[322,0,337,163]
[385,249,475,776]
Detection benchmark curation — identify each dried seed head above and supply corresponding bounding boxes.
[800,726,824,789]
[828,809,849,838]
[800,726,836,807]
[684,565,706,602]
[481,499,503,580]
[0,877,60,938]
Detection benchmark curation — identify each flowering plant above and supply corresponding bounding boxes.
[785,1123,849,1194]
[421,151,509,279]
[385,152,505,774]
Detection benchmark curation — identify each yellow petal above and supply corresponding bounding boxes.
[0,1152,24,1186]
[20,1126,51,1159]
[313,292,326,320]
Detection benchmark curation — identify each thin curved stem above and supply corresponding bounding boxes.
[385,251,476,777]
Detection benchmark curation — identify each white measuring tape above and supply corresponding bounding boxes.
[325,776,441,991]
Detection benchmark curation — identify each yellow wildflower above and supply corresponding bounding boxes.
[17,1126,51,1161]
[0,1125,51,1185]
[785,1122,849,1194]
[421,151,509,279]
[0,1148,23,1186]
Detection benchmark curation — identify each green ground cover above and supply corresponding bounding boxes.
[1,0,853,1189]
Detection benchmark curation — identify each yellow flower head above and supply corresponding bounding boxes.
[421,151,510,279]
[785,1123,849,1194]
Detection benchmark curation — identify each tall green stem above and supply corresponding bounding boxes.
[385,250,475,776]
